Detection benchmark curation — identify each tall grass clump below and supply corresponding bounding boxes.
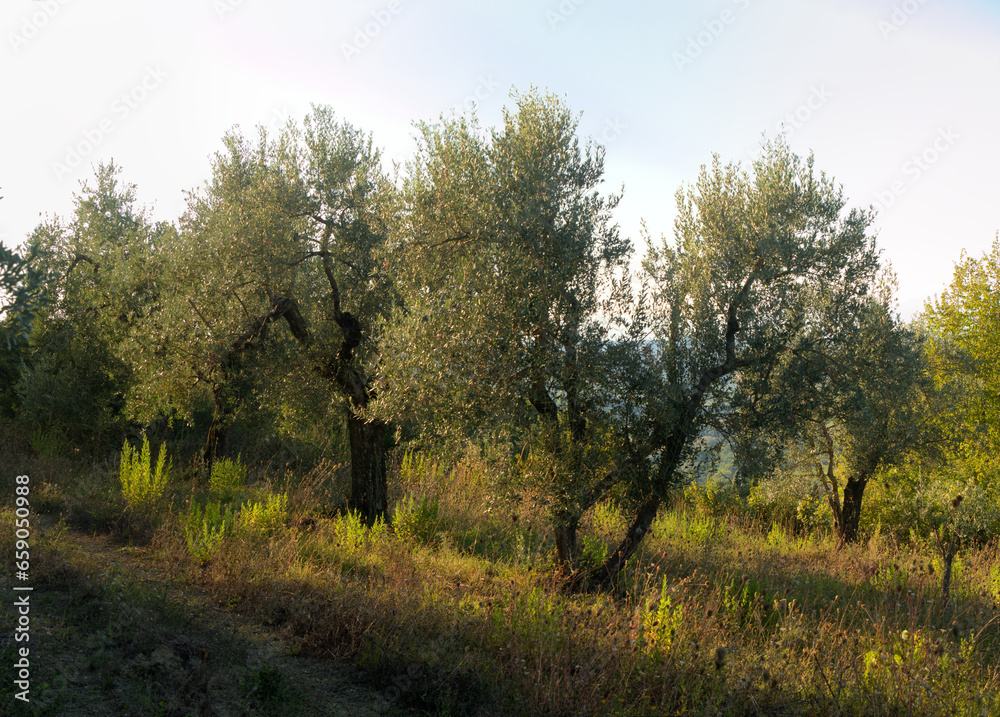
[119,435,170,510]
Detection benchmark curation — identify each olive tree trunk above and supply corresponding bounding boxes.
[838,476,867,546]
[347,412,389,525]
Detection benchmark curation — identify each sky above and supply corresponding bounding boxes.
[2,0,998,318]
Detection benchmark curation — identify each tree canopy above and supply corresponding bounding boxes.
[1,91,952,580]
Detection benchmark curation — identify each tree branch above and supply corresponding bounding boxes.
[67,253,100,276]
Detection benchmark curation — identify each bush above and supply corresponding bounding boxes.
[210,455,246,502]
[394,494,441,545]
[184,500,233,565]
[747,468,833,532]
[238,493,288,537]
[338,508,385,546]
[120,435,170,510]
[642,576,685,655]
[16,317,132,454]
[863,462,1000,545]
[684,479,745,518]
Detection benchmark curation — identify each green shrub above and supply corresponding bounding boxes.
[210,455,246,502]
[238,493,288,537]
[30,427,64,458]
[747,469,833,532]
[332,509,372,551]
[120,435,170,510]
[684,479,746,519]
[184,500,233,565]
[394,494,441,544]
[399,449,448,489]
[863,463,1000,545]
[642,576,685,655]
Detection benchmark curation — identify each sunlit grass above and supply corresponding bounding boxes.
[3,443,999,715]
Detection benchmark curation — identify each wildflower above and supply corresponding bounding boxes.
[901,629,910,641]
[714,646,727,671]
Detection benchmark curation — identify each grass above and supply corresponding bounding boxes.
[2,431,999,715]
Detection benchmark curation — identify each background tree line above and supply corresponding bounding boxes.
[2,90,994,584]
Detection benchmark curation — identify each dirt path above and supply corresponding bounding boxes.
[2,514,419,716]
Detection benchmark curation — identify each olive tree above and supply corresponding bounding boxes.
[380,90,636,573]
[274,106,397,524]
[16,163,163,451]
[779,286,938,545]
[592,140,884,582]
[140,108,395,522]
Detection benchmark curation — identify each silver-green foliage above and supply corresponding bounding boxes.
[380,89,633,505]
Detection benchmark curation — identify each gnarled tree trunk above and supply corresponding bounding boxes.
[838,476,867,545]
[277,288,390,526]
[347,412,389,525]
[590,312,746,586]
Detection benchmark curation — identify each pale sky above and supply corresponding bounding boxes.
[2,0,998,318]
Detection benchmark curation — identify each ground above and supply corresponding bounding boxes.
[1,514,421,717]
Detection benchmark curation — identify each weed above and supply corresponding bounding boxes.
[643,577,685,655]
[245,665,288,706]
[184,500,233,566]
[211,455,247,502]
[120,435,170,510]
[394,493,441,545]
[239,493,288,537]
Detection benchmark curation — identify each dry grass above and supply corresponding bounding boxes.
[4,437,999,715]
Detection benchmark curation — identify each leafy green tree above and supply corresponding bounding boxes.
[593,140,884,581]
[0,189,46,416]
[137,108,395,522]
[276,106,397,523]
[16,164,162,451]
[920,236,1000,456]
[127,130,306,462]
[781,290,939,544]
[0,189,45,351]
[380,90,636,573]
